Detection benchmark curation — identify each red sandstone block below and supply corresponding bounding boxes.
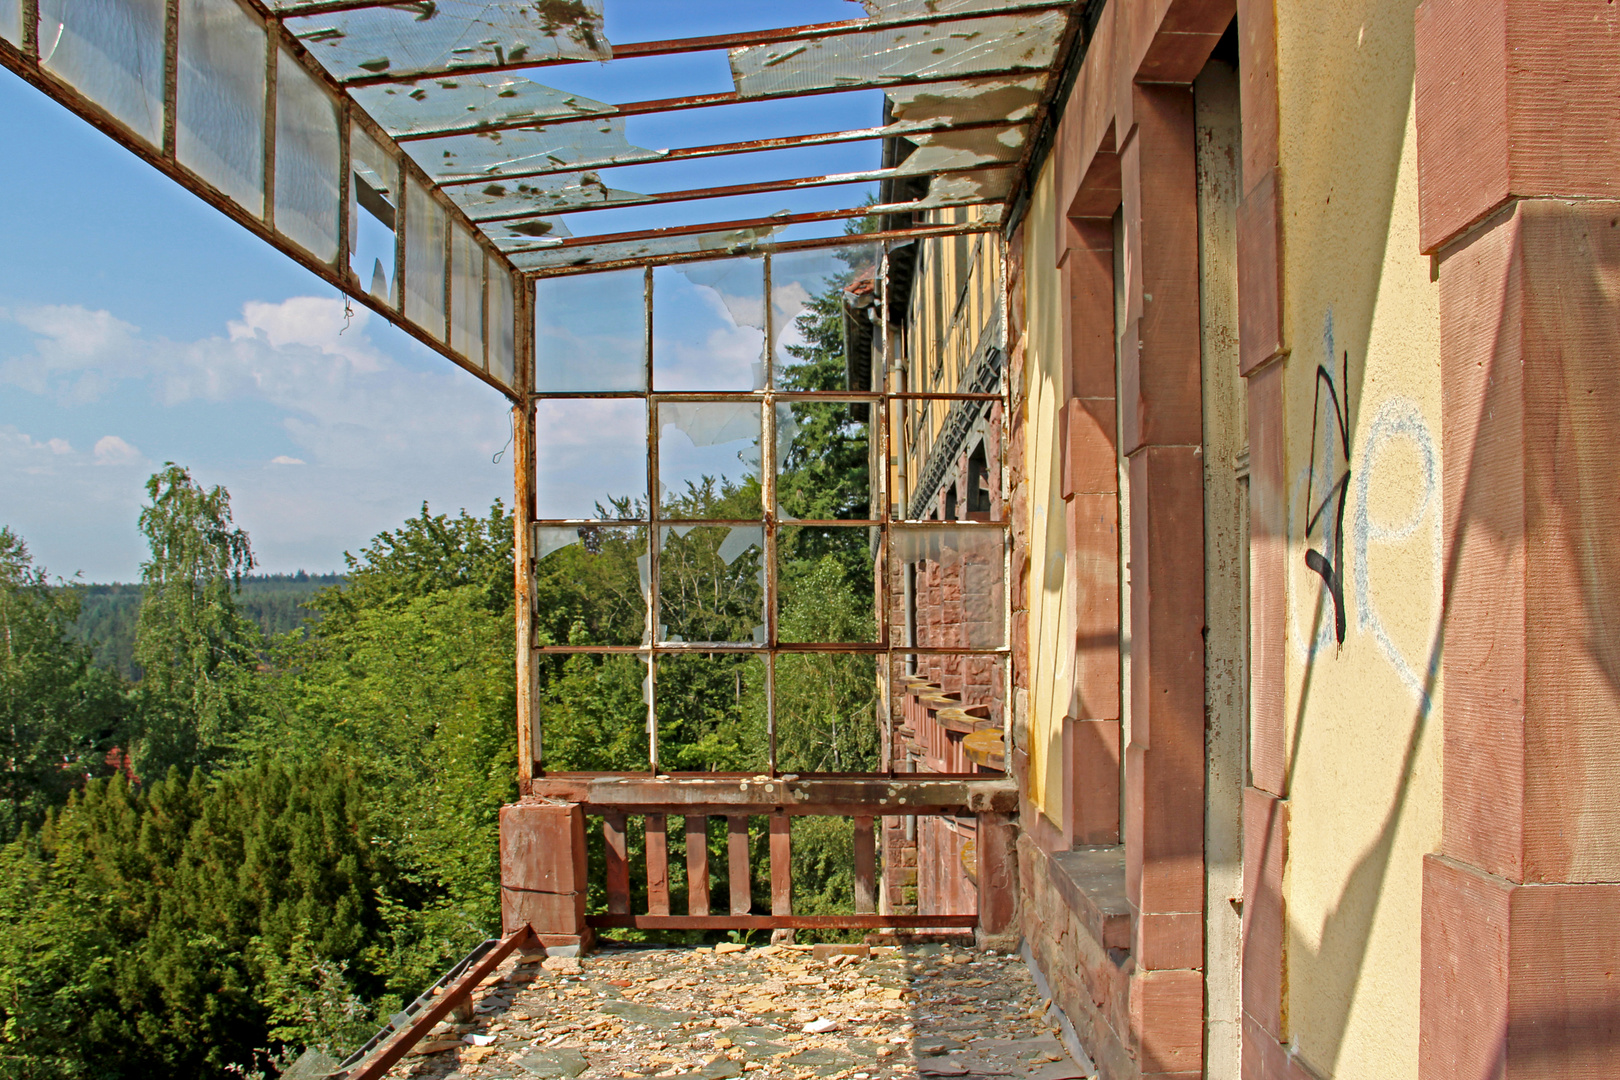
[501,887,586,937]
[1131,968,1203,1075]
[1421,853,1620,1079]
[1414,0,1620,252]
[1135,910,1202,972]
[1242,788,1287,1039]
[1067,717,1120,845]
[501,803,587,894]
[1118,85,1203,454]
[1066,493,1120,721]
[1063,399,1119,499]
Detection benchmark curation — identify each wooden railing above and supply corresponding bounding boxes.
[523,773,1018,935]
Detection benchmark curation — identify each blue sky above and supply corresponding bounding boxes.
[0,0,876,582]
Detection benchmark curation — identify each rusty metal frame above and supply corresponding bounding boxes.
[472,161,1015,225]
[527,236,1014,782]
[523,219,1002,278]
[335,926,536,1080]
[504,200,999,264]
[431,116,1023,183]
[325,1,1075,88]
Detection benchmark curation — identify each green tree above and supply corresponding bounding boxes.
[131,466,261,778]
[0,528,127,841]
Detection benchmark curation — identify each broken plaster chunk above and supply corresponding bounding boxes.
[715,942,747,954]
[543,955,583,974]
[802,1019,841,1034]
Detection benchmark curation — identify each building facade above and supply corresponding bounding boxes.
[879,1,1620,1078]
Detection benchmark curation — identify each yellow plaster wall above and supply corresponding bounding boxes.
[1019,159,1069,824]
[1273,1,1443,1076]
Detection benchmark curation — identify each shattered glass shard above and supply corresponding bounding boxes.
[286,0,612,83]
[450,172,646,222]
[730,12,1066,98]
[352,74,614,138]
[402,118,656,182]
[510,223,786,272]
[895,126,1027,172]
[885,75,1047,124]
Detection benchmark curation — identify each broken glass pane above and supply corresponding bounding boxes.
[730,11,1066,98]
[653,652,766,773]
[275,51,342,263]
[536,398,646,519]
[658,402,762,519]
[534,267,646,392]
[176,0,265,212]
[897,127,1027,173]
[916,168,1015,207]
[39,0,165,147]
[350,74,612,139]
[863,0,1018,18]
[488,260,516,386]
[658,525,764,646]
[403,177,446,339]
[451,172,646,222]
[349,124,398,306]
[538,652,650,771]
[891,526,1004,649]
[775,653,882,773]
[654,259,765,391]
[0,0,19,45]
[895,395,1004,521]
[486,213,571,250]
[285,0,611,83]
[507,222,786,272]
[403,117,655,183]
[449,221,486,365]
[886,74,1046,124]
[771,246,878,379]
[777,525,879,645]
[774,402,873,521]
[534,524,648,647]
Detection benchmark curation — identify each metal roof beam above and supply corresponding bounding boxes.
[433,116,1023,185]
[471,162,1013,223]
[525,219,1000,279]
[506,200,996,259]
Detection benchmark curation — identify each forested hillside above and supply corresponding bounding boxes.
[71,574,345,679]
[0,249,873,1078]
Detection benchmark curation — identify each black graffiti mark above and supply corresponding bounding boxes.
[1306,351,1351,645]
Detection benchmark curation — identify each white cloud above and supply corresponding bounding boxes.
[92,435,143,466]
[0,297,512,578]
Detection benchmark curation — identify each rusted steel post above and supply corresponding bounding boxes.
[645,814,670,916]
[686,815,711,916]
[513,396,537,781]
[604,813,631,915]
[853,816,877,914]
[727,816,751,916]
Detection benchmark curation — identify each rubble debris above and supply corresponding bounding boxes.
[371,941,1094,1080]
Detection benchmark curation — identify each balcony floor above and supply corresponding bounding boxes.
[388,940,1094,1080]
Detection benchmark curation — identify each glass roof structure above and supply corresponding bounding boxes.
[0,0,1086,397]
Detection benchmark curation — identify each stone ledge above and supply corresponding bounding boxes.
[1048,845,1133,951]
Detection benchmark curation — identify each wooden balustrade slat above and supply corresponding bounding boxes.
[685,815,710,916]
[645,814,670,916]
[853,815,876,914]
[769,814,792,917]
[727,815,751,916]
[604,813,630,915]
